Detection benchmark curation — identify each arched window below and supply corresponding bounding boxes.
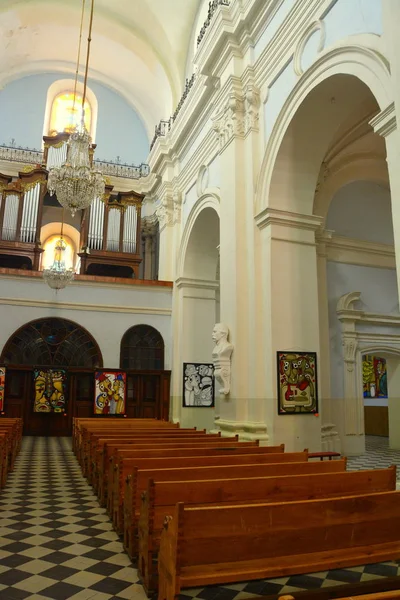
[49,92,92,135]
[1,318,103,368]
[41,233,75,270]
[120,325,164,370]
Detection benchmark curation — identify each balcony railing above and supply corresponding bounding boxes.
[197,0,230,47]
[150,73,196,151]
[0,143,150,180]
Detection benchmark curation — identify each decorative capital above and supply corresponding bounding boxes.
[156,194,174,229]
[212,85,260,151]
[142,215,158,237]
[342,336,357,371]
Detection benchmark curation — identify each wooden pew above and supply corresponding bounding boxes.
[82,427,202,476]
[112,451,309,532]
[89,431,232,486]
[125,457,346,558]
[74,419,179,465]
[139,466,395,594]
[157,490,400,600]
[98,438,263,503]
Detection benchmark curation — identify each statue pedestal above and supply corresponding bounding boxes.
[212,416,269,444]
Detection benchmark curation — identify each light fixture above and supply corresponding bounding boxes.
[47,0,105,217]
[43,213,75,290]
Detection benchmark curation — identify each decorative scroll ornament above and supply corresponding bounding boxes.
[156,194,174,229]
[173,190,182,224]
[43,237,75,291]
[47,127,105,217]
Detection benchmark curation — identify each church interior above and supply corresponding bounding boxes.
[1,0,400,598]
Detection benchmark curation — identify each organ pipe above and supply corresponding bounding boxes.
[2,194,19,241]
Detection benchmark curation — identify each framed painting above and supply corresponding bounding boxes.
[277,351,318,415]
[33,369,67,413]
[183,363,215,408]
[0,367,5,412]
[94,370,126,415]
[362,355,388,399]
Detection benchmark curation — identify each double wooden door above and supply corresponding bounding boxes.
[4,368,171,435]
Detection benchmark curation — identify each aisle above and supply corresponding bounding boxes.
[0,437,399,600]
[0,437,144,600]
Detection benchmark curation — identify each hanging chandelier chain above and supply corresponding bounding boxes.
[72,0,87,117]
[82,0,95,121]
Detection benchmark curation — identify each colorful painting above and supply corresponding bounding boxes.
[183,363,215,408]
[0,367,5,412]
[363,355,388,398]
[33,369,67,413]
[277,352,318,414]
[94,371,126,415]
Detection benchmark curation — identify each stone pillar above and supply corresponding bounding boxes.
[336,292,365,455]
[142,217,157,280]
[211,81,268,442]
[255,209,323,452]
[316,229,341,452]
[156,193,174,281]
[170,278,219,430]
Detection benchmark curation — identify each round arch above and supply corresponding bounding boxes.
[314,156,390,222]
[0,317,103,368]
[120,325,164,370]
[255,42,392,218]
[177,192,220,281]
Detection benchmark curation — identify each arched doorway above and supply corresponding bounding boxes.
[172,199,220,429]
[120,325,169,420]
[1,318,103,435]
[255,60,395,454]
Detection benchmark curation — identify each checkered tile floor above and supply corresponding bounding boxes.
[0,436,399,600]
[347,435,400,479]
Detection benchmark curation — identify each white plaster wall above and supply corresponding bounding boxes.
[254,0,295,60]
[324,0,383,47]
[326,181,393,245]
[182,183,198,228]
[264,59,297,142]
[0,277,172,369]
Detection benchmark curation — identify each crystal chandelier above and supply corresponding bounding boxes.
[43,235,75,290]
[47,0,104,217]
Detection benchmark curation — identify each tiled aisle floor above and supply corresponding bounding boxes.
[347,435,400,478]
[0,437,145,600]
[0,436,399,600]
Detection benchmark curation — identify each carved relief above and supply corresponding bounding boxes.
[155,194,173,229]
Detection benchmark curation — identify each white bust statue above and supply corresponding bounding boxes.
[212,323,233,396]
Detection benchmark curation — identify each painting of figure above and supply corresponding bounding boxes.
[33,369,67,413]
[94,371,126,415]
[363,355,388,398]
[0,367,5,412]
[277,352,318,414]
[183,363,215,407]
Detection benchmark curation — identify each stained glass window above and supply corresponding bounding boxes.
[49,92,91,134]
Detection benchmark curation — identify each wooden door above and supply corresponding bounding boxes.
[126,371,170,420]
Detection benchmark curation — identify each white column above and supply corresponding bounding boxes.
[255,209,323,452]
[212,83,268,442]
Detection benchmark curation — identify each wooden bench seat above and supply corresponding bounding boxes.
[157,491,400,600]
[112,451,309,531]
[139,466,395,593]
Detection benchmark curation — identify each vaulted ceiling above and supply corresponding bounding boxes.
[0,0,204,136]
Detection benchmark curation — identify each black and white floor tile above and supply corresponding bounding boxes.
[347,435,400,480]
[0,436,399,600]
